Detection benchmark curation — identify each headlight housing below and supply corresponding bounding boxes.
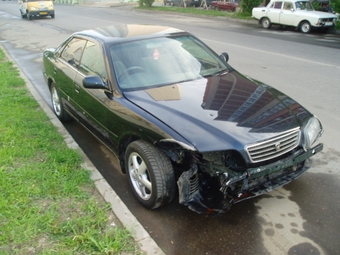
[302,116,323,151]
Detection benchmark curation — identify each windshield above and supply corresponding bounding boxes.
[295,1,314,10]
[110,36,229,90]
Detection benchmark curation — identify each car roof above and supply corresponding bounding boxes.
[73,24,188,44]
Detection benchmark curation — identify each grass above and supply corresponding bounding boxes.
[0,48,142,254]
[136,5,254,20]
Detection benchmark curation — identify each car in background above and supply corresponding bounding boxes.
[43,24,323,216]
[166,0,201,7]
[19,0,55,20]
[210,0,239,11]
[252,0,338,33]
[312,0,334,13]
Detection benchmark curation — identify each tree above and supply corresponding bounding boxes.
[241,0,263,14]
[139,0,155,7]
[331,0,340,13]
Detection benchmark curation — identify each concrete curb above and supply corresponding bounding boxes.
[0,44,165,255]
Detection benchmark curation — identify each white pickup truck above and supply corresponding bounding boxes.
[252,0,338,33]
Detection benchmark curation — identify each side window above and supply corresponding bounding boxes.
[79,41,107,79]
[283,2,293,9]
[60,38,86,69]
[273,1,283,8]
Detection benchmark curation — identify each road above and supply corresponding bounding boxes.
[1,2,340,254]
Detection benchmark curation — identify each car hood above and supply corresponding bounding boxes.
[123,70,313,152]
[253,7,337,19]
[297,10,338,18]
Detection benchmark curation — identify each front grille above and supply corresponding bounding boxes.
[246,127,301,163]
[322,18,334,22]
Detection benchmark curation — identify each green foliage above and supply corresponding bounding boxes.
[136,6,254,18]
[139,0,155,7]
[241,0,263,14]
[330,0,340,29]
[331,0,340,12]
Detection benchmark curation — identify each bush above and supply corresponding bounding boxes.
[241,0,263,14]
[139,0,155,7]
[330,0,340,29]
[331,0,340,12]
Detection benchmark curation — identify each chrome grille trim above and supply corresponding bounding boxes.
[246,127,301,163]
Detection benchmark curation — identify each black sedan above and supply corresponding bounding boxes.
[43,25,323,216]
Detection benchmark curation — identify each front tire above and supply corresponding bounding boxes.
[261,18,271,29]
[50,82,71,122]
[300,21,311,33]
[125,140,176,209]
[27,12,32,20]
[20,11,27,18]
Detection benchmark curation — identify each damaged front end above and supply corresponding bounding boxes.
[177,143,323,216]
[173,126,323,216]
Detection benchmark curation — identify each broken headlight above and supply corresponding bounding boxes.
[201,150,246,176]
[302,116,323,151]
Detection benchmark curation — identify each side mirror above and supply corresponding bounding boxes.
[220,52,229,63]
[83,76,108,89]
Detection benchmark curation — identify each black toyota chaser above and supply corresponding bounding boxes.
[42,24,323,216]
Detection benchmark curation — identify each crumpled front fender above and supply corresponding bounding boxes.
[177,165,231,216]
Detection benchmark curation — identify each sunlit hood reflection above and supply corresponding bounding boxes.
[124,70,313,152]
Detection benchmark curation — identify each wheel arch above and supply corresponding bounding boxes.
[260,17,271,23]
[118,134,144,174]
[298,19,310,26]
[45,76,57,93]
[118,135,196,174]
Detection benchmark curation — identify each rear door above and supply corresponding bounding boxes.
[266,1,283,24]
[55,37,87,117]
[73,40,112,142]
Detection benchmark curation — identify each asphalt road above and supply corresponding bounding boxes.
[1,2,340,254]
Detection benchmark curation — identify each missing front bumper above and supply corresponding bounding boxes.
[177,143,323,216]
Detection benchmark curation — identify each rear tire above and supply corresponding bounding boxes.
[20,11,27,18]
[50,82,71,122]
[261,18,271,29]
[125,140,176,209]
